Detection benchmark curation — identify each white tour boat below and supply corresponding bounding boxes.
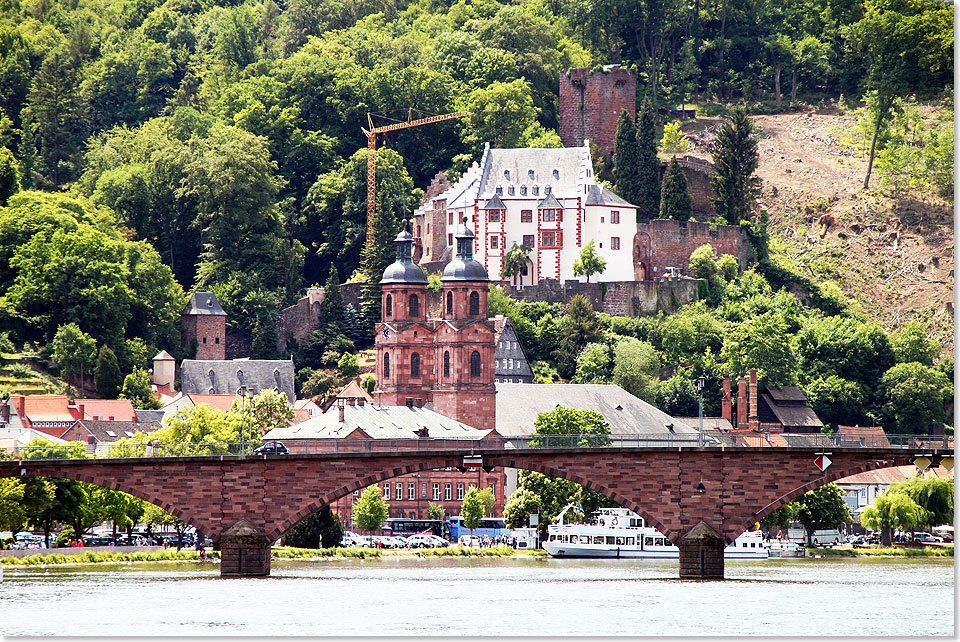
[543,505,769,560]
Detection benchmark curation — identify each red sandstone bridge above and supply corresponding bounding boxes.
[0,434,950,579]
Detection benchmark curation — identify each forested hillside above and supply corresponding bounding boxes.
[0,0,952,432]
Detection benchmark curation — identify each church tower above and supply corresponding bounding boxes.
[433,218,497,430]
[374,224,434,407]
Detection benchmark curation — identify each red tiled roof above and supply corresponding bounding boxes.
[74,399,137,422]
[20,395,74,422]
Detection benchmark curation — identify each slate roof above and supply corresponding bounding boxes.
[493,383,696,437]
[135,409,165,424]
[182,291,226,316]
[63,420,162,442]
[759,392,823,429]
[483,194,506,210]
[675,417,734,431]
[180,359,296,403]
[492,317,533,382]
[263,404,492,441]
[585,184,635,207]
[765,386,809,403]
[536,193,563,210]
[478,146,588,197]
[154,350,174,361]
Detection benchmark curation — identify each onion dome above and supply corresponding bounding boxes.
[380,222,428,284]
[442,217,489,282]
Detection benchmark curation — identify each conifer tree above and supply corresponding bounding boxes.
[612,110,640,205]
[711,106,760,225]
[659,157,692,221]
[360,208,399,328]
[94,345,122,399]
[320,265,345,332]
[251,322,279,359]
[553,294,602,379]
[635,98,662,222]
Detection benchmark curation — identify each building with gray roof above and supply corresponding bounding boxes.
[180,359,296,403]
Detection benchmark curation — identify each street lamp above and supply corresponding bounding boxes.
[239,386,247,453]
[696,376,705,448]
[414,473,421,519]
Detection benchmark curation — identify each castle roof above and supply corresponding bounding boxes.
[483,194,506,210]
[182,292,226,316]
[153,350,174,361]
[536,193,563,210]
[584,184,634,207]
[477,146,589,196]
[180,359,296,403]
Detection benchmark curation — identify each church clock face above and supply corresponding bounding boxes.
[382,327,390,338]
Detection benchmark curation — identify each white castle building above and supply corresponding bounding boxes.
[413,143,639,285]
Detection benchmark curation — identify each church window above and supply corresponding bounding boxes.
[386,294,393,316]
[384,353,390,378]
[443,351,450,377]
[470,351,481,377]
[469,291,480,316]
[411,352,421,378]
[446,291,453,314]
[409,293,420,317]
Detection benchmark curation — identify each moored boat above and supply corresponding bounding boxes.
[543,505,769,560]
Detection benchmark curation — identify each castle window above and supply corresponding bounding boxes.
[488,210,501,222]
[611,210,620,224]
[411,352,421,378]
[384,353,390,378]
[532,185,539,196]
[495,186,503,195]
[553,169,559,180]
[417,224,421,237]
[448,233,453,245]
[611,237,620,250]
[490,236,498,249]
[386,294,393,317]
[520,185,527,196]
[409,293,420,317]
[521,210,532,223]
[542,209,556,222]
[541,231,561,248]
[443,351,450,377]
[522,234,535,248]
[469,291,480,316]
[508,186,515,195]
[202,337,207,344]
[446,291,453,314]
[470,351,481,377]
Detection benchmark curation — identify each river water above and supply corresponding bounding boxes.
[0,556,953,636]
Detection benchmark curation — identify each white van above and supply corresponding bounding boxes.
[810,529,842,546]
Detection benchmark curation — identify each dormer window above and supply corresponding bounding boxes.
[553,169,559,180]
[520,185,527,196]
[532,185,539,196]
[545,186,552,194]
[504,170,510,180]
[495,186,503,195]
[236,369,244,383]
[528,169,535,180]
[508,186,515,195]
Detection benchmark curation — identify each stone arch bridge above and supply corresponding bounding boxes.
[0,444,947,579]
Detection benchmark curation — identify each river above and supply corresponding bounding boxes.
[0,556,953,636]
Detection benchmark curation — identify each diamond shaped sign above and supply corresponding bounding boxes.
[942,457,954,472]
[814,455,832,472]
[914,456,931,471]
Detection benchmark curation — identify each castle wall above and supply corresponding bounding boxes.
[276,287,325,352]
[502,278,699,317]
[634,219,751,279]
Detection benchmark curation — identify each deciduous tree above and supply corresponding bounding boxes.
[572,240,607,283]
[353,485,389,534]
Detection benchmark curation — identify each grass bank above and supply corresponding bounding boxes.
[271,545,547,559]
[808,546,953,558]
[0,549,216,565]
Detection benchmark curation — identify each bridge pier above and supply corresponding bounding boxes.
[220,519,271,577]
[677,522,725,580]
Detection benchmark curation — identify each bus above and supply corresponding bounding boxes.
[381,519,450,538]
[447,517,509,540]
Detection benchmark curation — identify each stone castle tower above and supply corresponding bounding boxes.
[181,291,226,360]
[374,220,497,430]
[558,65,636,159]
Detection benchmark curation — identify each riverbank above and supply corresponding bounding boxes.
[807,545,953,557]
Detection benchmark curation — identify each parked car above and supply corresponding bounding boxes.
[405,534,437,548]
[427,535,450,548]
[913,532,943,544]
[254,441,288,455]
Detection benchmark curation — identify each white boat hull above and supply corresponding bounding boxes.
[542,542,769,560]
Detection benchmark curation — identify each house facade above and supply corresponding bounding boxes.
[493,317,533,384]
[414,144,639,285]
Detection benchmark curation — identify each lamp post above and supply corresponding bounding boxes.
[696,376,705,448]
[244,387,254,452]
[414,473,421,519]
[239,386,247,453]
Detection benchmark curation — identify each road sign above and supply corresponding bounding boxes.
[913,456,931,471]
[814,455,832,471]
[942,457,954,472]
[463,455,482,470]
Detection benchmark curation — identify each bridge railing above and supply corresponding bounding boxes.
[6,431,951,461]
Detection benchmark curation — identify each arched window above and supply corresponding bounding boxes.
[443,351,450,377]
[386,294,393,317]
[470,351,481,377]
[446,291,453,314]
[384,353,390,378]
[411,352,421,378]
[409,293,420,318]
[469,291,480,316]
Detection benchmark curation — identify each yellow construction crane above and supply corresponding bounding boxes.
[361,109,469,243]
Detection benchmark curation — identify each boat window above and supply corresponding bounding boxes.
[616,537,626,546]
[593,536,604,544]
[645,537,654,547]
[626,537,635,545]
[606,536,615,544]
[548,535,555,542]
[561,535,569,543]
[751,542,756,548]
[630,519,640,527]
[570,536,578,544]
[656,538,665,547]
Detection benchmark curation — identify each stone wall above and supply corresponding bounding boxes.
[661,155,716,218]
[634,219,751,279]
[276,287,325,352]
[503,277,699,317]
[182,314,226,360]
[558,66,636,158]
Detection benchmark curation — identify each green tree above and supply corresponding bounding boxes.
[553,295,602,379]
[459,79,538,153]
[94,344,122,399]
[360,203,400,328]
[251,323,280,360]
[721,312,797,387]
[119,367,162,410]
[791,483,851,545]
[353,485,389,534]
[573,342,612,384]
[890,476,954,530]
[461,485,485,540]
[52,323,97,394]
[655,374,699,416]
[426,502,446,521]
[338,352,359,378]
[861,491,924,545]
[0,478,27,532]
[501,242,531,283]
[710,106,760,225]
[529,406,611,448]
[320,266,345,332]
[284,506,343,549]
[479,487,495,518]
[890,322,940,366]
[503,489,542,529]
[143,503,190,549]
[246,389,295,436]
[612,337,660,404]
[880,362,950,434]
[634,99,661,222]
[0,146,20,205]
[612,110,640,207]
[659,156,692,222]
[660,122,690,154]
[571,240,607,283]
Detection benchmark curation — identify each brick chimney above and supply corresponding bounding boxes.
[78,403,85,420]
[736,374,747,428]
[721,374,732,425]
[748,369,759,431]
[337,399,345,423]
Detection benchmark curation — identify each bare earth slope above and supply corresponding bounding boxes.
[682,109,954,352]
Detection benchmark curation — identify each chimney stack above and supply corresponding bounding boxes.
[721,374,732,424]
[337,399,345,423]
[748,369,759,431]
[736,374,747,428]
[78,403,85,420]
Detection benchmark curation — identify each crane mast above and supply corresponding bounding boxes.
[361,110,469,244]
